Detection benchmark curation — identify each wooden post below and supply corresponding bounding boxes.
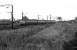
[22,12,24,20]
[38,15,40,20]
[47,16,48,20]
[0,4,14,29]
[49,15,51,20]
[37,15,40,24]
[11,5,13,29]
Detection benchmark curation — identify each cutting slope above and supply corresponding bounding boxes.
[28,22,76,50]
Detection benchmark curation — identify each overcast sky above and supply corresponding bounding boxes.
[0,0,77,20]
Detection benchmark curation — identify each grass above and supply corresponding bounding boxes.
[30,22,77,50]
[0,24,50,50]
[0,20,77,50]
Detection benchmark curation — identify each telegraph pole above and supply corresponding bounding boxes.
[0,4,14,29]
[49,15,51,20]
[11,5,14,29]
[22,12,24,20]
[47,16,48,20]
[38,15,40,20]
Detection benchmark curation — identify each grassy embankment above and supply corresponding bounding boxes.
[0,20,77,50]
[0,23,52,50]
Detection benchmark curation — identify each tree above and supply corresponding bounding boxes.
[75,17,77,21]
[57,16,62,21]
[74,17,77,23]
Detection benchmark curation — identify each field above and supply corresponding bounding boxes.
[0,20,77,50]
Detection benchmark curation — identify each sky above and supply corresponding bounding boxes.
[0,0,77,20]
